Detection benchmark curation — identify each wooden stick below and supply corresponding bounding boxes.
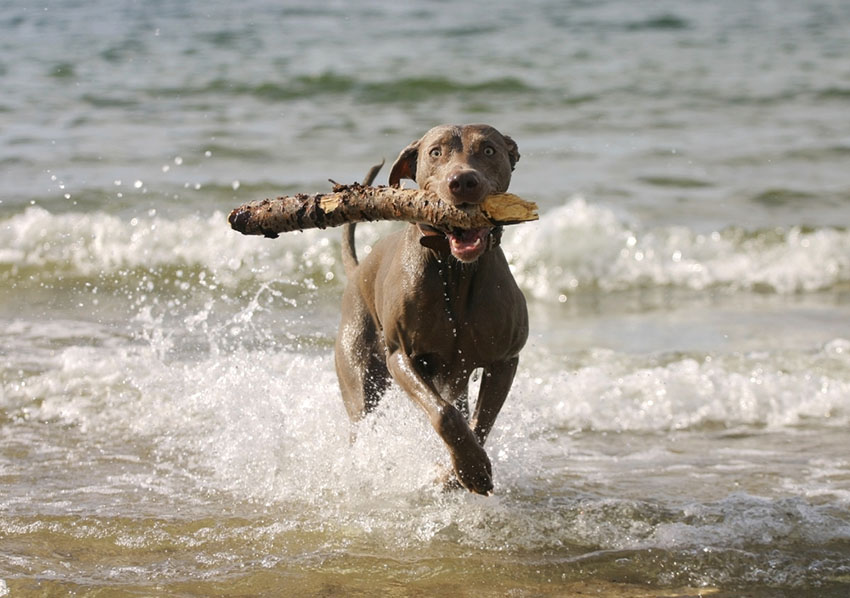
[228,183,538,238]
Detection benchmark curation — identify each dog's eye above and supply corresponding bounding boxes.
[429,148,442,158]
[483,146,495,156]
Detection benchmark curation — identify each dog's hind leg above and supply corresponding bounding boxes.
[335,290,389,423]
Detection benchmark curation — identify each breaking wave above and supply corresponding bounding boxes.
[3,199,849,298]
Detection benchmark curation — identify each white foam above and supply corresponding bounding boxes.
[521,343,850,433]
[7,319,849,504]
[504,196,850,298]
[0,206,348,287]
[3,203,850,296]
[3,313,849,581]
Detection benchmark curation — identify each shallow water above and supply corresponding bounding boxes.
[2,1,850,596]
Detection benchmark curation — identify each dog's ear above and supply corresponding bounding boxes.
[388,140,420,186]
[503,135,520,171]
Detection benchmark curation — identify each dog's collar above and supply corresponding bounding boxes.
[417,224,503,258]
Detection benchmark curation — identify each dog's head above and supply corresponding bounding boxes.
[389,124,520,262]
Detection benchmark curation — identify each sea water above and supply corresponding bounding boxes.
[1,1,849,596]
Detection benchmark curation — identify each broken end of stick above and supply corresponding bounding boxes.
[481,193,539,225]
[228,207,251,233]
[228,205,280,238]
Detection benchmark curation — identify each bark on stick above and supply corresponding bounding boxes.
[228,183,538,238]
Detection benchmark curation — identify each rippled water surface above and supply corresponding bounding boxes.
[2,1,850,596]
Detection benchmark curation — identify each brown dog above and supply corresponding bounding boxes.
[334,124,528,495]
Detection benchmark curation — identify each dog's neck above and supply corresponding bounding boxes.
[416,224,503,260]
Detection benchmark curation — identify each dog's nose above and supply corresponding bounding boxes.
[447,170,484,204]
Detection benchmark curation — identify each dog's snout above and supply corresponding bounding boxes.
[447,170,484,204]
[448,171,479,192]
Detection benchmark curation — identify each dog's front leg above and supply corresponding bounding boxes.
[470,357,519,447]
[386,350,493,495]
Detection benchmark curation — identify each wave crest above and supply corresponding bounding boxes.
[506,197,850,298]
[3,202,849,297]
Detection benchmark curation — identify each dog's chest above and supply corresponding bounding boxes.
[401,267,526,365]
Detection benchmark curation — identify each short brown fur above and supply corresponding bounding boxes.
[334,124,527,494]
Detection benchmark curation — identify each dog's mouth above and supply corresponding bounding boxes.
[447,227,491,262]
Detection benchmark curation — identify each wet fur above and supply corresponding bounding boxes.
[335,124,527,494]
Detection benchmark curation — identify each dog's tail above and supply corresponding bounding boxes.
[341,160,384,278]
[341,222,359,277]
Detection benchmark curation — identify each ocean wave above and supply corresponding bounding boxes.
[4,325,849,575]
[150,72,534,104]
[2,201,849,297]
[6,333,848,515]
[507,196,850,298]
[6,314,848,462]
[624,14,690,32]
[0,206,349,289]
[522,339,850,433]
[3,311,848,588]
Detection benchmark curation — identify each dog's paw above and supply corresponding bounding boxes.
[449,443,493,496]
[455,458,493,496]
[435,405,494,495]
[434,446,494,495]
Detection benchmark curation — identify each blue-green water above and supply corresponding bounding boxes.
[2,1,850,596]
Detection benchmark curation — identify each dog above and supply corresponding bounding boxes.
[334,124,527,495]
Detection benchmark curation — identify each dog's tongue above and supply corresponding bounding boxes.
[447,227,490,262]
